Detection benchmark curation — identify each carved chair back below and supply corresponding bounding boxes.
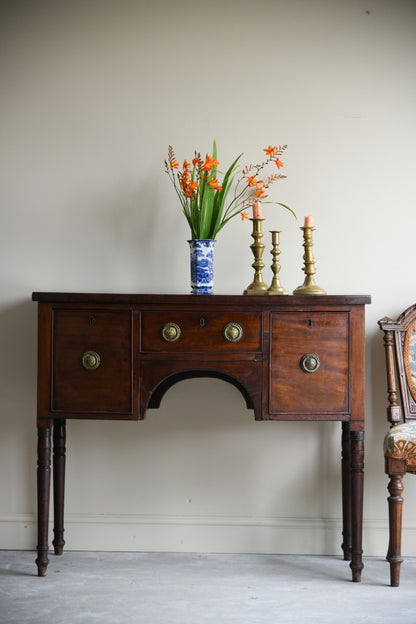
[379,304,416,427]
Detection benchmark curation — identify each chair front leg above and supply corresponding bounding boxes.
[386,456,406,587]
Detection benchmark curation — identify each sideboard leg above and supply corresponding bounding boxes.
[341,422,352,561]
[349,429,364,582]
[52,419,66,555]
[36,426,51,577]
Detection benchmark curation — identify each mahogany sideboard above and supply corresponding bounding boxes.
[32,292,371,581]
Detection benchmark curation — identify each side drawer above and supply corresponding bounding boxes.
[51,309,133,413]
[269,312,349,414]
[141,311,262,352]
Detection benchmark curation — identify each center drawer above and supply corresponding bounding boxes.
[141,311,262,352]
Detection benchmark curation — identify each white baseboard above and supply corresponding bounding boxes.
[0,512,405,557]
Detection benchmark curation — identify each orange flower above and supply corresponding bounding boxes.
[202,155,220,171]
[275,158,284,169]
[255,187,266,197]
[183,160,190,170]
[192,157,199,168]
[241,211,249,221]
[180,177,198,197]
[208,178,222,191]
[170,159,179,169]
[264,145,277,157]
[247,176,264,188]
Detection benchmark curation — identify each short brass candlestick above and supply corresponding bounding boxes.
[244,218,269,295]
[293,226,327,295]
[267,230,287,295]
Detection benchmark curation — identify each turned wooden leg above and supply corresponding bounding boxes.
[341,422,352,561]
[386,456,405,587]
[350,429,364,582]
[52,419,66,555]
[36,426,51,577]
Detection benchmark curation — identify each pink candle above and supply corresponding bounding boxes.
[252,202,263,219]
[304,215,314,227]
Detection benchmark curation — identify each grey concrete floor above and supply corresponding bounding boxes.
[0,550,415,624]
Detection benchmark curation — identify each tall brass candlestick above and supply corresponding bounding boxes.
[293,226,326,295]
[267,230,287,295]
[244,218,269,295]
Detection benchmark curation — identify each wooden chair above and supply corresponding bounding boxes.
[379,304,416,586]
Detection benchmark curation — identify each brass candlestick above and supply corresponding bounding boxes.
[244,218,269,294]
[293,226,327,295]
[267,230,287,295]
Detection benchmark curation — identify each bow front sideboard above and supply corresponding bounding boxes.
[32,292,370,581]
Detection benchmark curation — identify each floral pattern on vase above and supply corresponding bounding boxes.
[188,239,215,295]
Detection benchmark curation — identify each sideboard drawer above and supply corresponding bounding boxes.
[51,309,133,413]
[141,311,262,352]
[269,312,349,414]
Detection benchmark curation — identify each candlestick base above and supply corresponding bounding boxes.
[267,285,288,295]
[293,280,327,295]
[244,283,269,295]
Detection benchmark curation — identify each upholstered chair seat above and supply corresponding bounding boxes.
[384,422,416,474]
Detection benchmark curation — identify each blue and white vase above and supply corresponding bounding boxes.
[188,239,216,295]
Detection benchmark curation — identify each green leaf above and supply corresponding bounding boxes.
[198,179,214,238]
[276,202,297,219]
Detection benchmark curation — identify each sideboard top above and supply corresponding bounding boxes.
[32,292,371,306]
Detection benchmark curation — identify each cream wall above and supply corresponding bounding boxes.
[1,0,416,560]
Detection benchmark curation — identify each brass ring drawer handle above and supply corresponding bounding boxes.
[223,322,243,343]
[82,350,101,370]
[162,322,181,342]
[300,353,320,373]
